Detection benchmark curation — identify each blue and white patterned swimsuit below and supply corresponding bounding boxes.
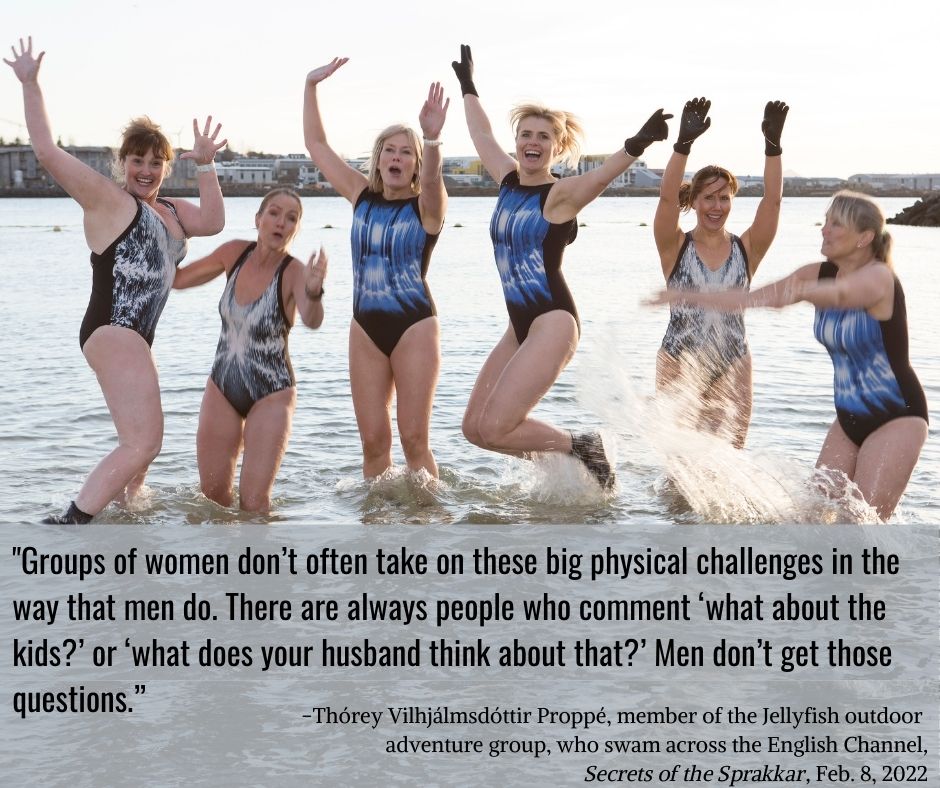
[209,243,295,418]
[350,190,438,356]
[814,260,927,445]
[80,197,187,348]
[660,232,750,375]
[490,171,578,344]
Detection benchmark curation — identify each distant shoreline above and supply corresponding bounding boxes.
[0,186,933,199]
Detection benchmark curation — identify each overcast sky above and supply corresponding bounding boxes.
[2,0,935,178]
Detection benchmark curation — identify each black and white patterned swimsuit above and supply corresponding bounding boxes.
[209,243,295,418]
[79,197,187,348]
[660,232,750,373]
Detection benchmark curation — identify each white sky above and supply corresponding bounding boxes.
[2,0,936,178]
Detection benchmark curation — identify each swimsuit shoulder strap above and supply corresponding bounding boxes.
[228,241,256,280]
[155,196,187,236]
[275,254,294,325]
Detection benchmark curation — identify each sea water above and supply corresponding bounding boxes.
[0,196,936,524]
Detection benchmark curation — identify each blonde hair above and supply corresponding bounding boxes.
[367,125,423,195]
[678,165,739,211]
[257,188,303,221]
[826,190,893,267]
[112,116,174,181]
[509,103,584,169]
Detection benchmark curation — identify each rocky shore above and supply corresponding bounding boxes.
[887,194,940,227]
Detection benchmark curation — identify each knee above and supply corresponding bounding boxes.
[477,410,509,449]
[399,427,429,460]
[360,427,392,460]
[462,411,486,448]
[126,426,163,468]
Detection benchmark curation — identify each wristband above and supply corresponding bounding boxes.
[305,285,324,301]
[423,138,443,147]
[195,162,216,173]
[673,142,692,156]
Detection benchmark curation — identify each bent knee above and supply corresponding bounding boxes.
[123,430,163,467]
[477,412,511,448]
[462,411,487,448]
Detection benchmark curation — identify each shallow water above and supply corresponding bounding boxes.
[1,196,937,524]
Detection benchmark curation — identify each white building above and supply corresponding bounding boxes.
[848,173,940,191]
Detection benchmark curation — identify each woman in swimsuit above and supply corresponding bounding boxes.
[648,191,928,520]
[173,189,327,512]
[653,97,788,448]
[304,59,448,479]
[452,44,670,489]
[6,37,227,523]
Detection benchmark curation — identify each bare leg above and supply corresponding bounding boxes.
[702,355,753,449]
[196,379,244,507]
[239,387,296,512]
[75,327,164,515]
[113,469,148,508]
[815,420,860,480]
[349,320,394,478]
[657,350,752,448]
[462,325,520,450]
[390,318,439,476]
[853,417,928,520]
[475,311,578,456]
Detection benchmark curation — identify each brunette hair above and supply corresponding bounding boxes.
[677,165,739,211]
[112,116,174,181]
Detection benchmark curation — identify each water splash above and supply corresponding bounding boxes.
[576,346,880,524]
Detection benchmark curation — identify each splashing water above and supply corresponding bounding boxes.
[576,346,881,524]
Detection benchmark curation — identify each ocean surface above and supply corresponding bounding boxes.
[0,195,937,525]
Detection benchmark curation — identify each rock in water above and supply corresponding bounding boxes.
[887,194,940,227]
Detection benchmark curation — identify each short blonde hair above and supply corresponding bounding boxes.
[510,103,584,169]
[826,190,893,266]
[367,125,423,195]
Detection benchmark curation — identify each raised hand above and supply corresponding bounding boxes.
[451,44,477,97]
[306,58,348,87]
[762,100,789,156]
[624,109,673,157]
[674,97,711,155]
[419,82,450,142]
[305,246,328,299]
[4,36,44,84]
[179,117,227,165]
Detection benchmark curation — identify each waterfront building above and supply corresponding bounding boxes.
[848,173,940,191]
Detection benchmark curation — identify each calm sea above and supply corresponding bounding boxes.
[1,196,937,524]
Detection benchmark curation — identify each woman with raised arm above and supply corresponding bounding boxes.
[304,59,448,479]
[451,44,670,490]
[648,191,928,520]
[173,189,327,512]
[5,37,227,523]
[653,97,788,448]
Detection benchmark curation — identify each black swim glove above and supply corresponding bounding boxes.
[451,44,478,97]
[673,97,711,155]
[624,109,673,157]
[762,100,788,156]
